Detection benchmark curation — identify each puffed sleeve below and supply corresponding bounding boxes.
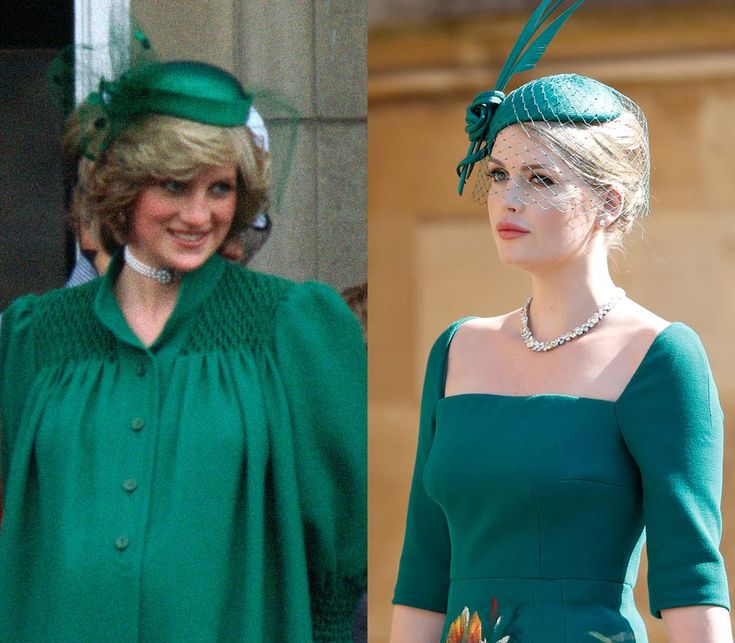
[0,295,38,516]
[393,319,471,613]
[615,323,729,617]
[274,281,366,642]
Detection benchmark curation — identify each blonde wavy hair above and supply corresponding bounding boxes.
[524,109,650,251]
[72,113,271,252]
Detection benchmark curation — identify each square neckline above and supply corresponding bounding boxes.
[439,319,683,405]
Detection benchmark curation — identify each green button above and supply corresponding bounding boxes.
[131,418,144,432]
[122,479,137,493]
[136,362,147,376]
[115,535,130,551]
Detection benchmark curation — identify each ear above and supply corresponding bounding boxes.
[601,184,624,224]
[78,220,101,252]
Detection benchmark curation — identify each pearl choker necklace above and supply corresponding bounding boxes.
[123,246,180,284]
[520,289,625,352]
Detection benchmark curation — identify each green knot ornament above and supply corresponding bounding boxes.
[454,0,593,196]
[456,89,506,195]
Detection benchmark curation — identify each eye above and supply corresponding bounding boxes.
[211,181,236,196]
[160,179,186,193]
[486,167,509,183]
[529,172,555,187]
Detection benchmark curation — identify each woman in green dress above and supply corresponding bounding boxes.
[0,59,365,642]
[391,3,730,642]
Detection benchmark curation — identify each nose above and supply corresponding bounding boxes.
[179,192,211,226]
[488,177,525,213]
[502,178,527,211]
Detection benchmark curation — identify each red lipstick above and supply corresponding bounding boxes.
[496,221,529,240]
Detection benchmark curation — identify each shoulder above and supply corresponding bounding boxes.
[2,280,100,343]
[610,299,713,394]
[448,312,515,345]
[277,279,346,313]
[0,293,41,361]
[440,311,518,373]
[274,279,358,340]
[276,279,365,354]
[433,312,515,357]
[636,321,712,386]
[219,263,296,308]
[272,278,365,403]
[2,291,39,328]
[616,318,716,420]
[607,298,669,339]
[616,299,708,381]
[218,265,350,317]
[272,276,364,357]
[20,281,116,367]
[419,313,514,396]
[36,280,100,316]
[0,282,109,399]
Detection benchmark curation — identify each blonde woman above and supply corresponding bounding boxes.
[0,60,365,642]
[391,3,731,642]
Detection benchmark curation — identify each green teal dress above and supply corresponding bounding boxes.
[0,252,366,642]
[394,319,729,642]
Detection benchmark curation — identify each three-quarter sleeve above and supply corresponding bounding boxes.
[615,323,730,617]
[393,320,469,613]
[274,281,366,642]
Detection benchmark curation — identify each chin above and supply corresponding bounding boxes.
[165,248,218,273]
[496,248,530,268]
[496,251,549,273]
[173,257,212,273]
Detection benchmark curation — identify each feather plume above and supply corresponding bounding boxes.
[495,0,586,91]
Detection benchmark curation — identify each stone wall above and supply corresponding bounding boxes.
[370,0,734,26]
[134,0,367,291]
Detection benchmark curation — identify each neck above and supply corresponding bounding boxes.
[524,249,619,342]
[115,263,181,313]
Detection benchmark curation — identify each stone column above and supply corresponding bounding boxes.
[237,1,367,290]
[132,0,367,290]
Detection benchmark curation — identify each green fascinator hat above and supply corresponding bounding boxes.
[53,27,299,212]
[484,73,623,153]
[96,60,253,129]
[456,0,633,195]
[84,59,255,158]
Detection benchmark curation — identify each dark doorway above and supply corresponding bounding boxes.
[0,1,74,309]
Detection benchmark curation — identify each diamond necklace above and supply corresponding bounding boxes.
[520,289,625,352]
[123,246,181,285]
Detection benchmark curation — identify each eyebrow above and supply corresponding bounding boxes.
[487,157,557,174]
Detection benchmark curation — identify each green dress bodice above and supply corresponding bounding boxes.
[394,319,728,642]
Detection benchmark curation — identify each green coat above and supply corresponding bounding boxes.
[0,253,366,642]
[394,319,729,642]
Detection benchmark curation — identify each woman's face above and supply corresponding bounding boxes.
[128,164,237,273]
[485,124,604,271]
